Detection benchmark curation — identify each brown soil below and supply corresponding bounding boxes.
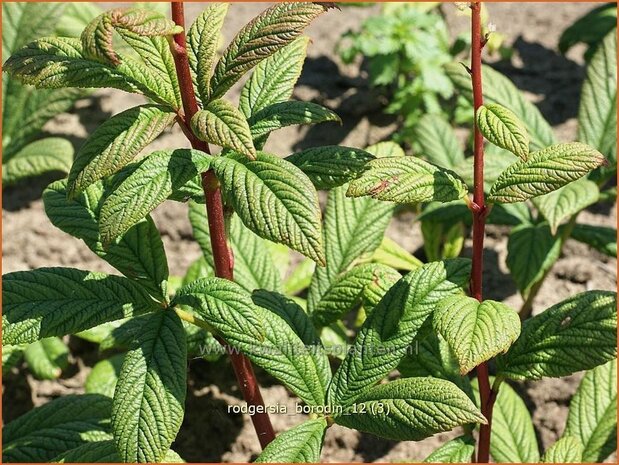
[2,2,616,463]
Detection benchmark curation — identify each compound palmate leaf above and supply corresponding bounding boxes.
[476,103,529,160]
[255,419,327,463]
[496,290,617,380]
[488,142,605,203]
[112,310,187,463]
[333,378,485,441]
[3,267,158,345]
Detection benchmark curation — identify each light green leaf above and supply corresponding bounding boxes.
[506,222,562,297]
[55,3,103,38]
[347,156,469,204]
[412,114,465,170]
[423,435,475,463]
[334,377,486,441]
[240,37,309,118]
[496,291,617,380]
[2,137,73,185]
[327,259,471,406]
[283,258,315,295]
[542,436,583,463]
[52,440,184,463]
[477,103,530,160]
[68,104,176,196]
[182,256,214,286]
[209,2,331,98]
[44,180,169,299]
[2,344,25,375]
[85,354,125,398]
[365,141,406,158]
[211,152,325,265]
[75,319,128,344]
[3,267,158,345]
[99,149,210,246]
[571,223,617,257]
[191,99,256,159]
[285,146,374,190]
[488,142,605,203]
[578,29,617,163]
[565,359,617,462]
[254,419,327,463]
[3,394,112,463]
[24,336,69,380]
[534,178,599,234]
[434,296,520,374]
[369,237,423,271]
[112,310,187,463]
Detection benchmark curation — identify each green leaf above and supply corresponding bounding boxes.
[571,223,617,257]
[283,258,315,295]
[68,104,176,196]
[85,354,125,398]
[488,142,605,203]
[446,62,555,150]
[506,222,562,297]
[412,114,465,170]
[187,3,229,103]
[578,29,617,163]
[240,36,309,118]
[534,178,599,234]
[2,137,73,185]
[542,436,583,463]
[24,336,69,380]
[285,146,374,190]
[44,180,169,299]
[2,344,25,375]
[433,296,520,375]
[211,152,325,265]
[191,99,256,159]
[112,310,187,463]
[496,291,617,380]
[100,149,210,246]
[52,440,184,463]
[327,259,471,406]
[333,377,486,441]
[3,267,158,345]
[55,3,103,38]
[347,156,469,204]
[254,419,327,463]
[423,435,475,463]
[209,2,331,98]
[565,359,617,462]
[370,237,424,271]
[559,4,617,55]
[477,103,530,160]
[472,378,540,463]
[3,394,112,463]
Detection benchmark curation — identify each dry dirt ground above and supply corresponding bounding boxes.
[2,2,616,463]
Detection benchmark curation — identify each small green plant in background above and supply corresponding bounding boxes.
[559,2,617,61]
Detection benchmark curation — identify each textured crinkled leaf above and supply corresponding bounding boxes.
[68,104,176,195]
[3,267,158,345]
[423,435,475,463]
[254,419,327,463]
[477,103,530,160]
[100,149,210,245]
[566,359,617,462]
[52,440,184,463]
[446,62,555,150]
[191,99,256,159]
[209,2,331,98]
[488,142,605,203]
[85,353,124,398]
[3,394,112,463]
[542,436,583,463]
[369,237,423,271]
[506,222,562,297]
[571,223,617,257]
[496,291,618,380]
[112,310,187,463]
[347,156,469,204]
[2,137,73,185]
[44,180,169,299]
[285,146,374,190]
[412,114,465,170]
[187,3,228,103]
[334,377,486,441]
[240,36,309,118]
[24,336,69,380]
[327,259,471,406]
[434,296,520,374]
[366,141,406,158]
[578,29,617,163]
[211,152,324,265]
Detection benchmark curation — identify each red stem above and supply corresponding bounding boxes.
[469,2,495,462]
[170,2,275,449]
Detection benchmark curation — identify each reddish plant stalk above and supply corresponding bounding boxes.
[469,2,495,462]
[170,2,276,449]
